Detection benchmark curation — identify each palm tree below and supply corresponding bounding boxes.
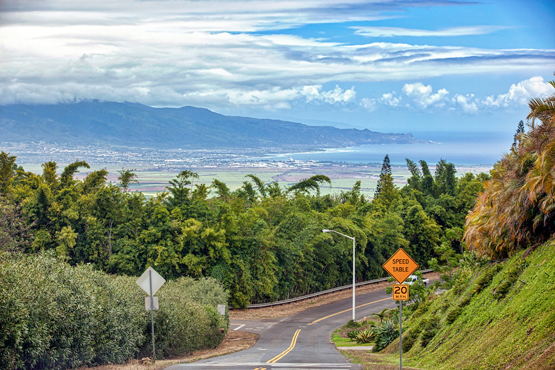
[287,175,331,196]
[370,308,390,323]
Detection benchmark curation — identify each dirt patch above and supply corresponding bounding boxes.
[230,272,440,320]
[77,330,258,370]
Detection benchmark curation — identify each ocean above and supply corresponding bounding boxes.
[253,131,514,166]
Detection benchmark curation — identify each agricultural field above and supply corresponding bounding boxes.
[21,163,491,199]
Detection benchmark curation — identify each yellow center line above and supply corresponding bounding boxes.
[266,329,301,364]
[307,297,392,326]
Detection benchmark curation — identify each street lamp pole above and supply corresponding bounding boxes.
[322,229,356,321]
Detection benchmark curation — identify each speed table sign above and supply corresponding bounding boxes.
[382,248,419,284]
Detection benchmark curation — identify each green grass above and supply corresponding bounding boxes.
[331,320,377,348]
[380,240,555,370]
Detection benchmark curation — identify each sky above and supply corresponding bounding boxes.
[0,0,554,134]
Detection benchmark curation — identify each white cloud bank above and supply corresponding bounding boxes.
[0,0,553,110]
[352,26,508,38]
[361,76,553,114]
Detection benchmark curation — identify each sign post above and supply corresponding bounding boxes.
[383,248,419,370]
[136,267,166,364]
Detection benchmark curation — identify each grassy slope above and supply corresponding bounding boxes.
[382,240,555,370]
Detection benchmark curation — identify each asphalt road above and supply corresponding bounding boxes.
[166,287,399,370]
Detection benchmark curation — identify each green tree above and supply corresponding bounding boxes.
[117,168,139,191]
[166,170,199,209]
[375,154,391,197]
[0,151,17,194]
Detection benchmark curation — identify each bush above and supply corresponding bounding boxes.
[347,330,361,340]
[446,307,462,324]
[473,264,502,295]
[492,261,526,300]
[373,320,398,352]
[0,253,144,370]
[402,328,421,353]
[345,319,361,328]
[355,329,374,344]
[0,253,229,369]
[420,315,440,348]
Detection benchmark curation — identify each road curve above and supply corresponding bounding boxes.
[166,287,398,370]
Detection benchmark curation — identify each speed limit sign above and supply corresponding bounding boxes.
[393,284,409,301]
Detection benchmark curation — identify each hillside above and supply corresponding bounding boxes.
[376,77,555,370]
[0,101,420,149]
[384,241,555,370]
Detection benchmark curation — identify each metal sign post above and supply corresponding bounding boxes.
[399,300,403,370]
[384,249,417,370]
[136,267,165,364]
[149,269,156,363]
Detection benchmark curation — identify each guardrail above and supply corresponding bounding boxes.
[245,269,434,309]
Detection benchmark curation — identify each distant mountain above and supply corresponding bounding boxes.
[0,101,421,149]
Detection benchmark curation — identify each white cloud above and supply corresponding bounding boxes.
[483,76,553,107]
[302,85,357,104]
[453,94,478,114]
[380,92,401,107]
[352,26,508,38]
[402,83,449,108]
[0,1,553,110]
[368,76,552,115]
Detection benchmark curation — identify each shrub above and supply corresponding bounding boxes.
[492,261,526,300]
[446,307,462,324]
[355,329,374,344]
[0,253,229,369]
[347,330,361,340]
[420,315,440,348]
[473,264,502,295]
[345,319,361,328]
[373,320,398,351]
[402,328,421,353]
[0,253,144,370]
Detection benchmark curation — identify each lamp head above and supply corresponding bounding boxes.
[322,229,330,233]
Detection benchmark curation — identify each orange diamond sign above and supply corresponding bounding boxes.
[383,248,419,284]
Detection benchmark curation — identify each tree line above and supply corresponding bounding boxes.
[0,152,488,307]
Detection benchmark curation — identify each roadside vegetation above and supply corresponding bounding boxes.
[0,148,487,308]
[0,252,228,369]
[364,77,555,369]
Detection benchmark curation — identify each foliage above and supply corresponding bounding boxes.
[356,329,375,344]
[347,330,361,340]
[0,253,228,369]
[395,241,555,370]
[0,197,35,253]
[373,319,398,352]
[0,149,485,307]
[464,79,555,257]
[420,315,440,348]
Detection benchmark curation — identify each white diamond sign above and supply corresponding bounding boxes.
[136,267,166,296]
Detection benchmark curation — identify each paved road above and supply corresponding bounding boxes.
[166,288,399,370]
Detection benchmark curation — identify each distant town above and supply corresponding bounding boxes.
[1,141,372,170]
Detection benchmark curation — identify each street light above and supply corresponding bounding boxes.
[322,229,356,321]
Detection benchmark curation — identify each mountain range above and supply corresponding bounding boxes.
[0,101,421,149]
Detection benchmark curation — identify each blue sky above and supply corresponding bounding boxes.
[0,0,553,134]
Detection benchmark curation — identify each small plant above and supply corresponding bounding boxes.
[402,328,421,352]
[356,329,375,344]
[347,330,361,340]
[420,315,440,348]
[446,307,462,324]
[458,295,471,307]
[345,319,361,328]
[373,320,398,351]
[473,264,502,295]
[492,261,526,300]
